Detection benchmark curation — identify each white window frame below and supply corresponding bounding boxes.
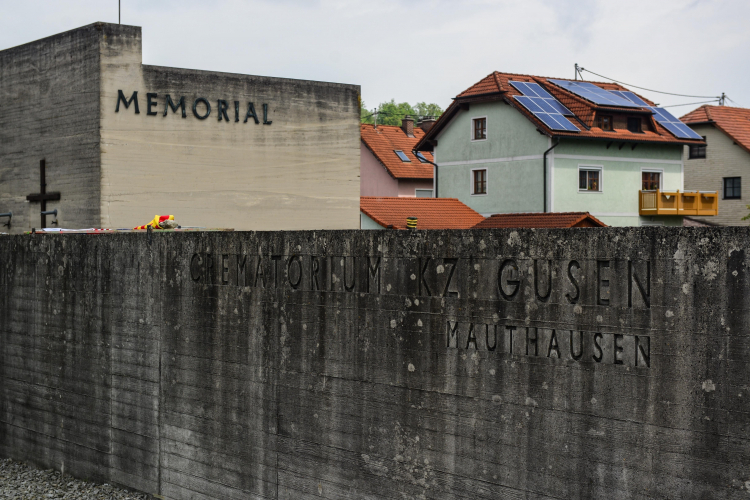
[415,189,434,198]
[471,116,488,142]
[578,165,603,193]
[470,167,488,196]
[641,168,663,191]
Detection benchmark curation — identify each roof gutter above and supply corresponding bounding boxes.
[413,149,439,198]
[543,140,560,213]
[550,134,705,147]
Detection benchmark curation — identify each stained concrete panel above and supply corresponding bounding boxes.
[1,228,749,499]
[98,23,360,231]
[0,24,102,232]
[0,23,360,233]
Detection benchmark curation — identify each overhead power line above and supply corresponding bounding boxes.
[579,67,720,99]
[726,96,745,107]
[662,100,720,108]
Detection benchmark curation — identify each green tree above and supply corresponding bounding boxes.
[414,102,443,119]
[360,99,443,125]
[376,100,415,126]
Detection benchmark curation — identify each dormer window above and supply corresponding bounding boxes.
[394,150,410,162]
[596,115,613,131]
[627,117,642,133]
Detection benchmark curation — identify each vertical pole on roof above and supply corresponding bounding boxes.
[720,93,725,106]
[574,63,579,80]
[119,0,121,24]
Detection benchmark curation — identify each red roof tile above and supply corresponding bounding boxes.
[473,212,606,229]
[361,124,434,179]
[456,72,504,97]
[360,197,484,230]
[681,105,750,155]
[680,106,711,123]
[418,71,704,150]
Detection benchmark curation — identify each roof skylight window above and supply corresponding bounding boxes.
[394,150,411,162]
[415,152,429,163]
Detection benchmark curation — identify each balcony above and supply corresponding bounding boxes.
[639,190,718,216]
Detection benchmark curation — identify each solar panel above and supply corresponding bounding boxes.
[509,81,536,96]
[394,150,411,162]
[548,79,642,108]
[649,107,703,140]
[580,88,701,139]
[513,96,580,132]
[609,90,650,107]
[509,81,574,115]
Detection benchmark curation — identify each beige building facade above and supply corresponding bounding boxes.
[682,106,750,226]
[0,23,360,233]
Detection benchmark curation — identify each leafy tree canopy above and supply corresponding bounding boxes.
[361,99,443,125]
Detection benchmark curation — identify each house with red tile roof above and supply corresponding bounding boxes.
[473,212,606,229]
[361,117,435,198]
[360,196,483,229]
[681,105,750,225]
[414,71,714,227]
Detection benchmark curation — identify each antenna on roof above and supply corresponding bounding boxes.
[118,0,121,24]
[719,92,726,106]
[574,63,584,81]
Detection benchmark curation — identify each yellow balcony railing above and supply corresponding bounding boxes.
[639,190,718,216]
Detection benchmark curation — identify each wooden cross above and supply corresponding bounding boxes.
[26,159,60,228]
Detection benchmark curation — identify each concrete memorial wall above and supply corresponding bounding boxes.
[0,228,748,499]
[0,23,360,233]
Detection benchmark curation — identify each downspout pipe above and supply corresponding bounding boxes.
[543,139,560,213]
[413,150,438,198]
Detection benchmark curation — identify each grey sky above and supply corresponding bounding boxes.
[1,0,748,115]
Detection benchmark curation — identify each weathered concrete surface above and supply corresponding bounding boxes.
[0,24,102,231]
[1,228,749,499]
[0,23,360,233]
[99,23,361,231]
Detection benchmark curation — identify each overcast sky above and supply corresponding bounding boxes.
[1,0,748,115]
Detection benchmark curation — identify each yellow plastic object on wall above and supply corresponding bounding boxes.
[134,215,176,230]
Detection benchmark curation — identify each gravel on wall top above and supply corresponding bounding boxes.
[0,459,150,500]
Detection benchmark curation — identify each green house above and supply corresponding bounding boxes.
[414,72,713,227]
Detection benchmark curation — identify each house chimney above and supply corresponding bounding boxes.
[418,117,436,133]
[401,115,415,138]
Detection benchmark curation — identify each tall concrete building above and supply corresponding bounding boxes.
[0,23,360,233]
